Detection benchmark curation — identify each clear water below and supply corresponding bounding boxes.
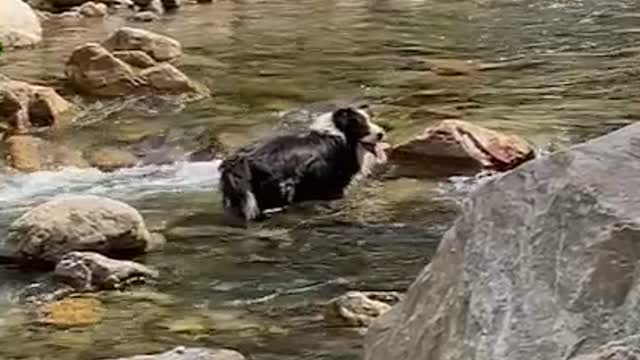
[0,0,639,358]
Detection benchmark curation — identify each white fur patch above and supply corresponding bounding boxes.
[310,111,345,139]
[243,191,261,220]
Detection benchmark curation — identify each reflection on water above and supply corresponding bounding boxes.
[1,0,639,358]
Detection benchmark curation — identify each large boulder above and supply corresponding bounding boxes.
[106,347,246,360]
[65,43,146,98]
[0,77,77,133]
[0,0,42,48]
[102,27,182,62]
[2,195,154,263]
[5,135,89,172]
[65,43,207,98]
[55,251,159,291]
[391,119,535,176]
[365,123,640,360]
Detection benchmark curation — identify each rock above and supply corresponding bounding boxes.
[5,135,89,172]
[65,43,206,98]
[106,347,246,360]
[0,77,77,133]
[365,123,640,360]
[0,0,42,48]
[2,195,154,263]
[391,119,535,176]
[36,297,105,327]
[132,0,152,6]
[161,0,181,10]
[325,291,402,327]
[139,63,208,96]
[55,251,158,291]
[65,43,146,98]
[86,146,138,171]
[78,1,108,17]
[113,50,157,69]
[573,336,640,360]
[49,0,95,7]
[130,10,160,22]
[102,27,182,62]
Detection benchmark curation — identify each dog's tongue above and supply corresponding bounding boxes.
[374,142,389,163]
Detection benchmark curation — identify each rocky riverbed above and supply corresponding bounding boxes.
[1,0,639,359]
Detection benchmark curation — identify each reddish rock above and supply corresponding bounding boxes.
[391,120,535,176]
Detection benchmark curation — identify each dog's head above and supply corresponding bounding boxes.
[311,105,386,155]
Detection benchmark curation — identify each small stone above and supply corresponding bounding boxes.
[105,347,246,360]
[86,146,138,171]
[325,291,402,327]
[130,10,160,22]
[78,1,108,17]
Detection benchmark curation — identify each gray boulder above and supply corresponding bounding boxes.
[2,195,154,263]
[55,251,158,291]
[365,123,640,360]
[0,0,42,48]
[105,347,245,360]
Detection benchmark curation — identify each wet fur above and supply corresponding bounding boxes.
[220,107,384,222]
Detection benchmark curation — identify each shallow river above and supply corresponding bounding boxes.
[0,0,639,359]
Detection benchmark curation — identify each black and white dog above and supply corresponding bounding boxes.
[219,106,387,221]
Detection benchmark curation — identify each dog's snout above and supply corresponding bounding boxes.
[376,131,385,141]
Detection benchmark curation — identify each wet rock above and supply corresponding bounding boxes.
[0,77,77,133]
[66,43,146,98]
[140,63,208,96]
[365,122,640,360]
[102,27,182,62]
[2,195,154,263]
[55,251,159,291]
[78,1,108,17]
[113,50,157,69]
[391,119,535,176]
[86,146,138,171]
[106,347,246,360]
[5,135,89,172]
[0,0,42,48]
[130,10,160,22]
[66,43,206,98]
[325,291,402,327]
[36,297,104,327]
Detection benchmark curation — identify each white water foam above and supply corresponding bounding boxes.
[0,161,222,215]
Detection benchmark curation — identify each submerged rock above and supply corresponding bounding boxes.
[0,0,42,48]
[2,195,154,263]
[365,122,640,360]
[86,146,138,171]
[55,251,158,291]
[106,347,246,360]
[391,119,535,176]
[102,27,182,62]
[140,63,208,96]
[36,297,105,327]
[325,291,402,327]
[5,135,89,172]
[0,77,77,133]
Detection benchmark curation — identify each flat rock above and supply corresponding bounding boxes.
[36,297,105,327]
[102,27,182,62]
[55,251,158,291]
[2,195,154,263]
[0,0,42,48]
[5,135,89,172]
[86,146,138,171]
[391,119,535,176]
[365,122,640,360]
[105,347,246,360]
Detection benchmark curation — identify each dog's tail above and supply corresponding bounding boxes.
[219,157,261,221]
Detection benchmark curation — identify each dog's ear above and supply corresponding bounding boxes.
[332,107,356,131]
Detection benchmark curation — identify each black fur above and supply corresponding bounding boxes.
[219,107,382,221]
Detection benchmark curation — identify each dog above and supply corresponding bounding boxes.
[219,106,387,222]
